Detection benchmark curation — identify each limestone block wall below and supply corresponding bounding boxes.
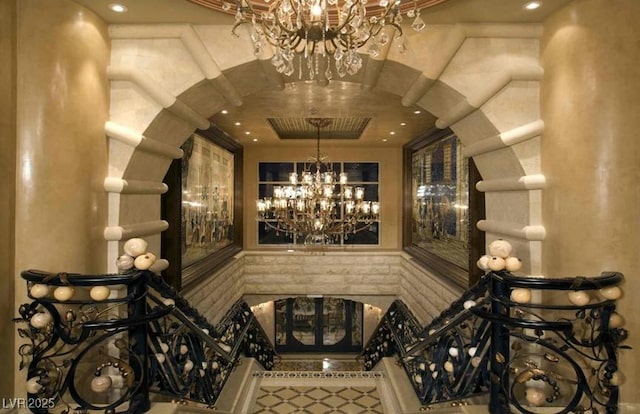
[400,258,462,324]
[183,256,245,325]
[174,252,468,351]
[242,252,403,296]
[186,251,464,329]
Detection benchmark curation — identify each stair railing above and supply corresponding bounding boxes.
[361,273,492,407]
[361,271,628,414]
[15,269,276,413]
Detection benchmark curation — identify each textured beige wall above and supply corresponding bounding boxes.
[14,0,110,392]
[542,0,640,403]
[196,251,455,347]
[183,256,245,326]
[0,0,17,399]
[244,145,402,249]
[243,252,403,296]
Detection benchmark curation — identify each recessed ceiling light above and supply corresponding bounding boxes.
[523,1,542,10]
[400,122,407,126]
[108,3,128,13]
[221,109,228,114]
[390,131,396,135]
[245,131,251,135]
[382,138,388,142]
[414,110,421,114]
[234,122,241,126]
[252,138,258,142]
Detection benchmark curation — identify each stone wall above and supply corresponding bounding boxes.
[243,252,403,297]
[183,256,245,325]
[400,259,462,323]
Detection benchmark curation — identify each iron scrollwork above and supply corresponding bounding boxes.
[361,271,628,413]
[16,269,277,413]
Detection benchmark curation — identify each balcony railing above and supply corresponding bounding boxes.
[14,267,628,413]
[15,269,276,413]
[360,270,628,413]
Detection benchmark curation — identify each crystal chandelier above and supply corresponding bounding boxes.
[233,0,410,79]
[189,0,444,77]
[256,118,380,245]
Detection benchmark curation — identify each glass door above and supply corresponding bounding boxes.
[275,297,363,353]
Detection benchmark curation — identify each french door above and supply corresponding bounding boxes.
[274,297,363,353]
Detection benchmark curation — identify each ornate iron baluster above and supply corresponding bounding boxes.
[16,270,277,413]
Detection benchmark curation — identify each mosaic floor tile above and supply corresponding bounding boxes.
[253,386,384,414]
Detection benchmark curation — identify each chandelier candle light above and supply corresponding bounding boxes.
[232,0,431,78]
[256,118,380,245]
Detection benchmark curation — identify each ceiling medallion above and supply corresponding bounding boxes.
[187,0,450,78]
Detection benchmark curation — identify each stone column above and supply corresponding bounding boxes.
[0,0,17,400]
[541,0,640,404]
[13,0,110,393]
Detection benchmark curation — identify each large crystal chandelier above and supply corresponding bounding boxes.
[256,118,380,245]
[234,0,407,78]
[189,0,446,78]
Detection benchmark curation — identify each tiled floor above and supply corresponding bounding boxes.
[248,355,387,414]
[253,385,383,414]
[246,354,385,414]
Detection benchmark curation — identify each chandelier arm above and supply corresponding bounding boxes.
[323,220,376,236]
[260,22,284,48]
[327,37,338,54]
[349,222,377,234]
[260,219,298,236]
[271,4,301,39]
[261,21,284,46]
[309,40,318,56]
[370,21,403,38]
[289,35,304,51]
[391,23,403,37]
[231,19,250,36]
[332,2,362,34]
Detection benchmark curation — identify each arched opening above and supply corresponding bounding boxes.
[105,22,544,303]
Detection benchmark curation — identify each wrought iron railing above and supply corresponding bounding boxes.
[15,269,276,413]
[360,271,628,413]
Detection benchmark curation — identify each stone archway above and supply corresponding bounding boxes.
[104,22,546,278]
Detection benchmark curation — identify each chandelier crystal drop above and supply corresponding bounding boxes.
[233,0,409,78]
[256,118,380,245]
